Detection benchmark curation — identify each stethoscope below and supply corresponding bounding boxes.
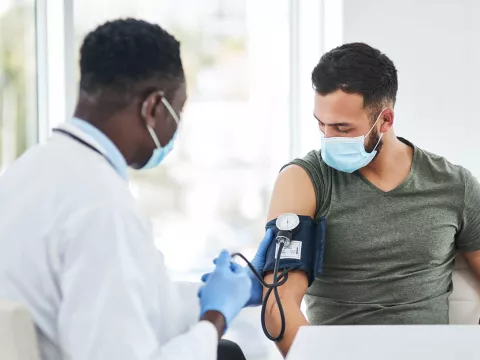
[232,213,300,342]
[53,128,115,169]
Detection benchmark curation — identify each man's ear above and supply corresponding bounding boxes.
[379,108,394,133]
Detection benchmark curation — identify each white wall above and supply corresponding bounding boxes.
[340,0,480,177]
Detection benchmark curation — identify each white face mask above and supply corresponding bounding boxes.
[321,110,385,173]
[140,96,180,170]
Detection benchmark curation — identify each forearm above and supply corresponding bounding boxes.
[265,295,309,357]
[263,271,309,357]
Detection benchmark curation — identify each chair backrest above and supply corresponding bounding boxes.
[0,301,40,360]
[449,255,480,324]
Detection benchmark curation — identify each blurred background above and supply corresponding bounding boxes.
[2,0,480,359]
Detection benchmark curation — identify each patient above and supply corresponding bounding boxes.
[263,42,480,357]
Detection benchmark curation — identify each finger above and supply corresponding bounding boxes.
[201,273,210,282]
[230,262,242,271]
[197,286,204,299]
[231,263,246,274]
[217,257,242,272]
[215,250,231,268]
[214,257,233,269]
[262,228,274,243]
[258,228,274,251]
[213,257,234,266]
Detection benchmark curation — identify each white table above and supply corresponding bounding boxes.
[287,325,480,360]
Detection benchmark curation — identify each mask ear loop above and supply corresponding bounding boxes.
[364,109,386,151]
[146,126,162,149]
[160,95,180,125]
[142,90,181,149]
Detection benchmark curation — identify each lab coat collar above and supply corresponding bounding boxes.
[55,120,129,181]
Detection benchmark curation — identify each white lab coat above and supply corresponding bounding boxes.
[0,124,218,360]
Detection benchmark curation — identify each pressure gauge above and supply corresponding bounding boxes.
[276,213,300,231]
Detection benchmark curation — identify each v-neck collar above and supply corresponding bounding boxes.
[354,137,418,196]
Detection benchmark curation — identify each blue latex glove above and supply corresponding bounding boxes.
[197,250,252,329]
[201,229,274,307]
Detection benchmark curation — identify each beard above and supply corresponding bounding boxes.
[365,126,383,156]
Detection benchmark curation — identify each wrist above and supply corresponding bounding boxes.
[200,310,227,340]
[201,304,231,327]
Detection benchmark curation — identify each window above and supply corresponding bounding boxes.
[74,0,292,280]
[0,1,322,358]
[0,0,37,171]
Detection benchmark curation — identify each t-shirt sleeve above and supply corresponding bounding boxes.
[456,168,480,252]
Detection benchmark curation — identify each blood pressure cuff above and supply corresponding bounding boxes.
[263,215,326,287]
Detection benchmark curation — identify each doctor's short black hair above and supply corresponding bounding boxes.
[311,42,398,114]
[79,18,184,99]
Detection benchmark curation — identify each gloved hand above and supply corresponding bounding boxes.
[201,229,274,307]
[197,250,252,329]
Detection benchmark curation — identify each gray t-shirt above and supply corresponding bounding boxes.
[287,138,480,325]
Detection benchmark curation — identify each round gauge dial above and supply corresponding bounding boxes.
[276,213,300,231]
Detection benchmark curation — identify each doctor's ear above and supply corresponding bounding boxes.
[141,91,166,128]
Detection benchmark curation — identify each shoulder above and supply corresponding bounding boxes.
[285,150,331,190]
[282,150,327,173]
[268,150,329,221]
[47,136,136,208]
[410,142,480,213]
[36,138,139,228]
[414,143,467,186]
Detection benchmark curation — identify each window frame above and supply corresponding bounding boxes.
[35,0,75,142]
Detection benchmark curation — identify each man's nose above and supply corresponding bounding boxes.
[323,126,331,138]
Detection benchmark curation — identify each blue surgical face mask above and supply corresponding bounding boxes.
[141,96,180,170]
[321,110,385,173]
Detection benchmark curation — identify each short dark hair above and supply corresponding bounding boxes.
[79,18,184,97]
[312,42,398,112]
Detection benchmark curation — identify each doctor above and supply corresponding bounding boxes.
[0,18,272,360]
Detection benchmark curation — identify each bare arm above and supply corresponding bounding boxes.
[457,169,480,280]
[462,250,480,279]
[263,164,317,357]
